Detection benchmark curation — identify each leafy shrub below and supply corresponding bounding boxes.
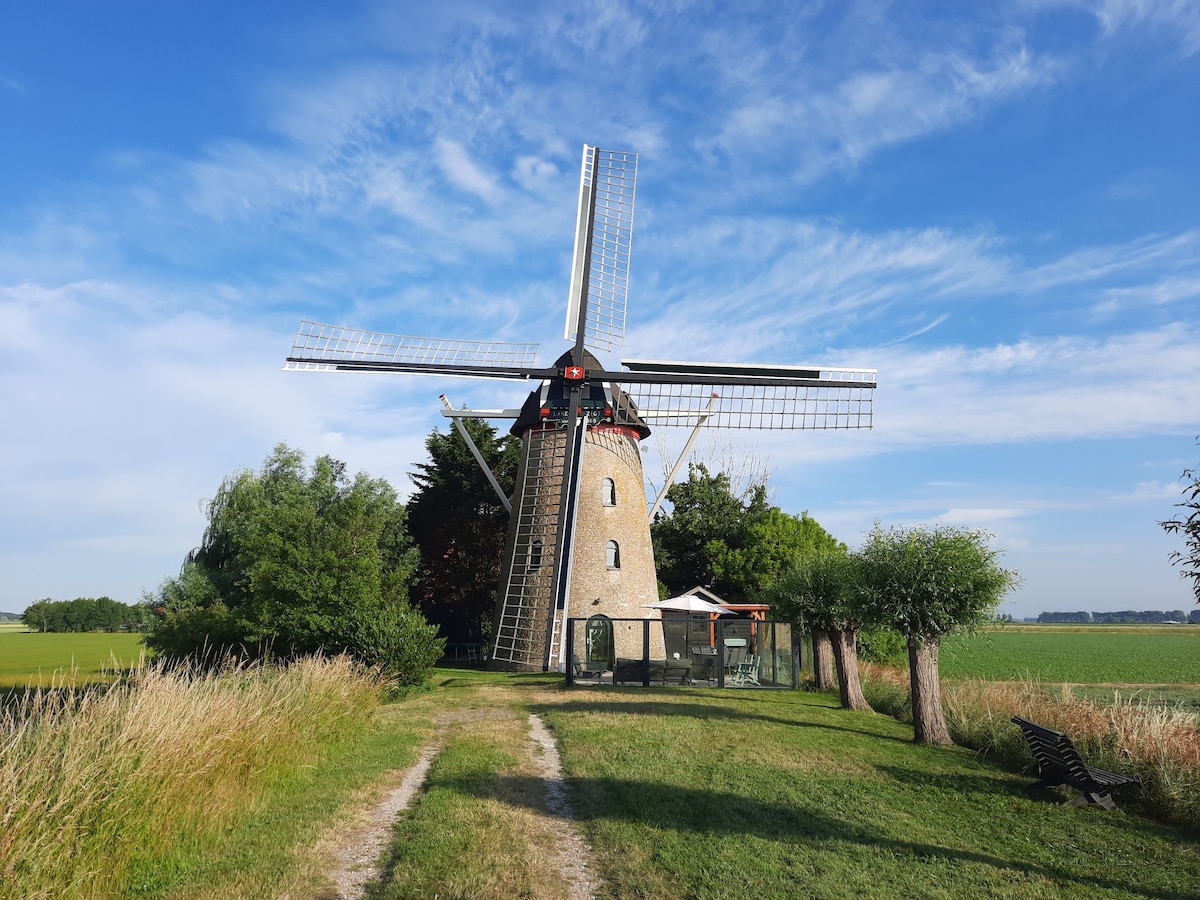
[344,600,444,686]
[855,627,907,666]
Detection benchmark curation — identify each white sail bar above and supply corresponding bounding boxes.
[564,146,638,353]
[285,320,539,374]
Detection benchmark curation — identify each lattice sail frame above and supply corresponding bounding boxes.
[619,363,877,430]
[564,146,637,353]
[284,320,539,373]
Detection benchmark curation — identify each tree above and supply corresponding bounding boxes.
[22,598,54,633]
[766,548,870,710]
[406,420,520,644]
[653,464,761,599]
[20,597,138,633]
[858,524,1019,745]
[713,508,846,600]
[652,463,842,602]
[147,444,442,684]
[1160,438,1200,605]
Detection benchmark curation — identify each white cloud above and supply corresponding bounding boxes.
[1084,0,1200,55]
[1098,275,1200,310]
[940,508,1024,523]
[435,138,504,205]
[512,155,561,194]
[874,325,1200,447]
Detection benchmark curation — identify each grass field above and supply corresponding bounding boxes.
[938,626,1200,684]
[0,631,148,687]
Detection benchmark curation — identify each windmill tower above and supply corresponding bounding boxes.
[285,145,877,673]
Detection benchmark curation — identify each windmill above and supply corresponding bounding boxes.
[285,145,876,672]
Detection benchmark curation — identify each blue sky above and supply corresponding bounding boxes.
[2,1,1198,620]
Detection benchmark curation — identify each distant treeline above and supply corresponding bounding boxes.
[1038,609,1200,624]
[22,597,154,633]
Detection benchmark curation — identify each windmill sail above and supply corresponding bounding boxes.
[285,320,539,377]
[619,360,877,430]
[564,146,637,352]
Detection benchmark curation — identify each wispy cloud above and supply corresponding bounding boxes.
[874,324,1200,447]
[1082,0,1200,55]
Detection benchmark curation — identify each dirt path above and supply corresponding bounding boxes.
[324,739,443,899]
[527,712,601,900]
[324,706,600,899]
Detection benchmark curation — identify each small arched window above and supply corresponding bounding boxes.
[529,540,543,569]
[606,540,621,569]
[602,478,616,506]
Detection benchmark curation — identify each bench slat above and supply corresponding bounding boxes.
[1011,715,1140,811]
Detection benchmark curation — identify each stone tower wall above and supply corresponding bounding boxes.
[568,424,663,660]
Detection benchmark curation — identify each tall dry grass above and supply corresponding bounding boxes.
[0,654,382,899]
[859,663,1200,832]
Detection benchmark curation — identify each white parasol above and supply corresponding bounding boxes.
[643,594,734,615]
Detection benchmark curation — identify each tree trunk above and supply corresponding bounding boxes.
[907,636,952,745]
[830,628,871,711]
[811,630,835,691]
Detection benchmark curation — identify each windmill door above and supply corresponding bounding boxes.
[585,614,614,669]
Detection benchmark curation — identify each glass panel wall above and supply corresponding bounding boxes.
[565,617,798,689]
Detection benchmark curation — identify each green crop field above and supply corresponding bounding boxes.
[939,626,1200,684]
[0,631,148,687]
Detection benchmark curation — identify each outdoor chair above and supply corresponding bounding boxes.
[689,645,717,683]
[731,653,761,685]
[1011,715,1141,810]
[572,653,605,679]
[723,638,748,676]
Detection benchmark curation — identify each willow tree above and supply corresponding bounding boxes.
[858,523,1018,745]
[767,547,868,710]
[147,444,441,684]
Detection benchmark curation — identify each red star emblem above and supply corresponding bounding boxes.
[564,365,585,381]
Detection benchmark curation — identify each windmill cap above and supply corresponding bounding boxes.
[509,348,650,439]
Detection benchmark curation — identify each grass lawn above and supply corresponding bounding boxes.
[0,631,147,687]
[365,671,1200,899]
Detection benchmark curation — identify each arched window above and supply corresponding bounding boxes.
[606,540,621,569]
[529,540,543,569]
[602,477,616,506]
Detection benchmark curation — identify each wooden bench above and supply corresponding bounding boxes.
[1011,715,1141,810]
[613,657,692,685]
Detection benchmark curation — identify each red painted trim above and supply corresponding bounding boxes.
[589,423,643,440]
